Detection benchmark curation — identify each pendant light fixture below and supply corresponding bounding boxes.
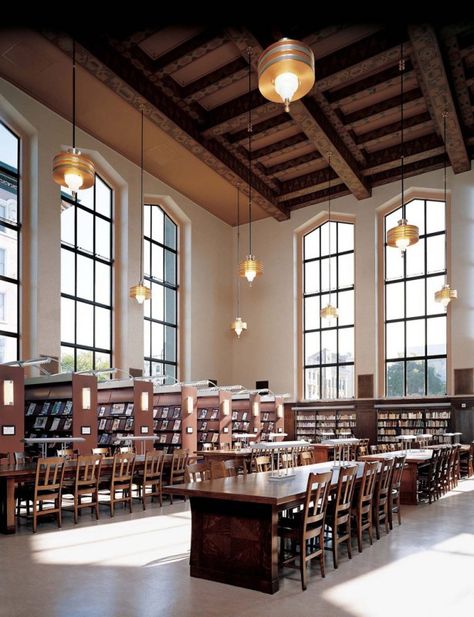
[320,154,339,321]
[386,42,419,252]
[231,187,248,339]
[240,48,263,286]
[258,38,315,113]
[52,39,95,194]
[129,107,151,304]
[434,111,457,308]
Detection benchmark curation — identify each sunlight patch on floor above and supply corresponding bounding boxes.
[30,511,191,567]
[321,532,474,617]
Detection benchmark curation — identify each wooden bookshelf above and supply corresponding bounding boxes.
[293,406,356,443]
[376,405,451,443]
[152,386,197,454]
[0,365,24,456]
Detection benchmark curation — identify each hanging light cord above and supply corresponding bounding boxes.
[443,110,448,283]
[72,38,76,150]
[400,40,405,217]
[237,188,241,315]
[328,153,332,304]
[247,47,253,256]
[140,108,144,283]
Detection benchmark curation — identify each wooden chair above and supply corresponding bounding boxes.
[325,464,358,568]
[459,442,474,478]
[352,461,378,552]
[223,459,240,477]
[255,456,271,472]
[418,448,441,503]
[356,439,370,458]
[64,455,102,524]
[14,452,29,464]
[164,449,188,504]
[0,452,10,464]
[388,454,406,529]
[185,462,211,482]
[134,450,165,510]
[299,451,313,466]
[31,457,66,533]
[209,460,226,479]
[108,452,136,516]
[373,458,395,539]
[449,445,460,489]
[57,449,75,460]
[92,447,109,457]
[119,446,134,454]
[278,470,332,590]
[14,452,33,516]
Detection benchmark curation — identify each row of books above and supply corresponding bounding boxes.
[98,403,134,417]
[157,433,181,445]
[232,411,249,420]
[232,421,250,430]
[153,406,182,419]
[98,417,133,432]
[30,417,72,431]
[198,432,219,443]
[26,401,73,416]
[98,433,134,446]
[198,421,220,431]
[153,419,181,431]
[198,408,219,420]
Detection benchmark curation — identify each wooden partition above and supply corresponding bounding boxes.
[72,374,97,454]
[181,385,197,452]
[0,365,24,456]
[133,380,154,451]
[219,391,232,448]
[250,393,262,440]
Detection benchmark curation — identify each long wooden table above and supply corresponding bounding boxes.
[166,461,364,594]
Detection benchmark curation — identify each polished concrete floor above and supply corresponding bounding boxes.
[1,480,473,617]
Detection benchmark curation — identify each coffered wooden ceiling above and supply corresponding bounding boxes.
[11,23,474,222]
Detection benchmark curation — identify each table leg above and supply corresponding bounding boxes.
[0,477,17,534]
[400,462,419,505]
[189,497,279,593]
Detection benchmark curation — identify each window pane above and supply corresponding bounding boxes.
[321,329,337,364]
[428,358,446,395]
[61,297,75,344]
[427,276,446,315]
[0,280,17,333]
[0,123,19,171]
[152,244,163,281]
[304,228,319,260]
[406,359,425,395]
[406,318,425,357]
[151,321,164,360]
[321,256,336,292]
[76,348,93,372]
[406,279,425,318]
[385,246,404,280]
[305,332,320,365]
[405,238,425,278]
[76,254,94,301]
[304,296,320,331]
[305,367,320,400]
[76,301,93,347]
[77,208,94,253]
[144,239,151,277]
[322,366,337,399]
[61,249,75,296]
[338,223,354,252]
[337,290,354,326]
[144,206,151,237]
[385,206,402,238]
[386,322,404,359]
[151,282,164,321]
[0,334,16,363]
[339,365,354,398]
[164,249,176,285]
[164,215,177,250]
[95,307,111,350]
[426,200,445,234]
[165,287,176,324]
[61,346,74,372]
[95,262,111,306]
[386,282,404,320]
[387,361,404,397]
[95,218,111,260]
[405,199,425,236]
[76,186,94,211]
[165,325,176,363]
[427,316,446,356]
[95,176,112,218]
[144,319,150,356]
[304,261,319,294]
[152,207,164,243]
[61,206,75,245]
[426,235,445,274]
[338,253,353,288]
[95,351,111,371]
[339,327,354,362]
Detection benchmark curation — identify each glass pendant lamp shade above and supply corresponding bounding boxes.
[320,303,339,320]
[129,108,151,304]
[52,39,95,192]
[258,38,315,112]
[386,218,419,250]
[434,111,457,308]
[232,188,248,338]
[231,316,248,338]
[239,255,263,285]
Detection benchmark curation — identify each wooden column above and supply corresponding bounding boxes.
[72,374,97,455]
[181,386,197,452]
[0,365,24,456]
[250,393,261,440]
[219,391,232,448]
[133,380,154,451]
[275,396,285,434]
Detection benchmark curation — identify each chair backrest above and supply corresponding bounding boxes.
[92,447,109,456]
[223,458,239,477]
[57,449,75,459]
[209,460,226,479]
[280,452,296,468]
[112,452,136,480]
[333,465,358,518]
[14,451,27,465]
[255,456,271,472]
[186,462,211,482]
[0,452,10,464]
[369,445,378,454]
[390,455,406,491]
[303,470,332,529]
[299,451,313,466]
[171,449,188,473]
[358,461,378,508]
[143,450,165,480]
[119,446,134,454]
[375,458,395,502]
[35,457,66,492]
[76,455,102,485]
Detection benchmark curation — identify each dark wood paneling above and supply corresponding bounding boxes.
[0,366,24,456]
[72,374,97,455]
[357,374,374,398]
[454,368,474,395]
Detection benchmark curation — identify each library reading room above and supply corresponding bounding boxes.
[0,20,473,617]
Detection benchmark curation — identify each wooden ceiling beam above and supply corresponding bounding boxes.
[342,88,423,125]
[262,151,322,176]
[354,111,432,145]
[368,153,446,186]
[226,113,289,143]
[250,133,308,160]
[280,183,349,210]
[364,133,442,169]
[408,24,470,173]
[279,167,339,196]
[440,32,474,130]
[182,57,247,99]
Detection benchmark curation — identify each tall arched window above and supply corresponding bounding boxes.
[0,122,20,362]
[143,204,178,381]
[303,220,354,399]
[60,175,113,371]
[384,197,447,396]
